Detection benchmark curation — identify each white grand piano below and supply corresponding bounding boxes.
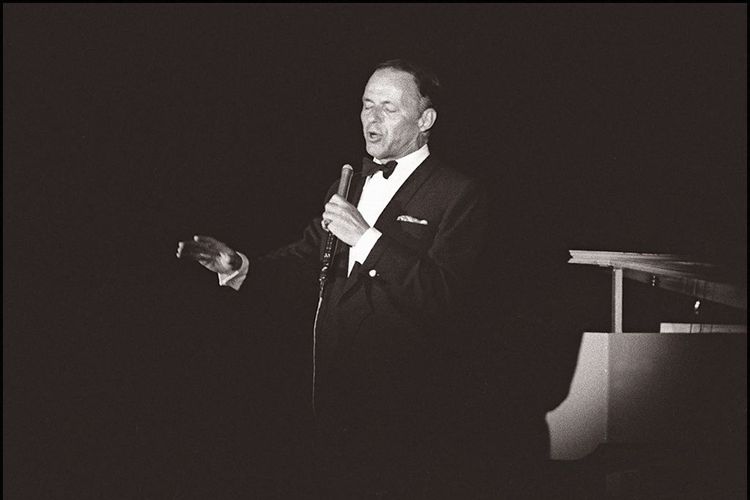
[547,250,746,462]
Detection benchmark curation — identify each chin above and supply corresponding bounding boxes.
[365,144,382,158]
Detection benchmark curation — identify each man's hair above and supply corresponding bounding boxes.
[373,59,441,113]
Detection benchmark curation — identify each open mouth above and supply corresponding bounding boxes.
[367,131,382,142]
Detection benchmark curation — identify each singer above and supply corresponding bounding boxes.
[176,59,488,498]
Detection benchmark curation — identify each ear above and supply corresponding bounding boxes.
[418,108,437,133]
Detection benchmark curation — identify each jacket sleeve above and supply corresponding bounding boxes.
[234,182,339,303]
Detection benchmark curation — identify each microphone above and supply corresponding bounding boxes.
[318,164,354,296]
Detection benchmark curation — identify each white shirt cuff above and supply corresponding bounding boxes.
[350,227,382,265]
[218,252,250,290]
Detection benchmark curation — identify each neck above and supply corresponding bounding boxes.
[415,134,428,151]
[380,138,428,163]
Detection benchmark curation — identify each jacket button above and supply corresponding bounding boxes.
[368,269,378,278]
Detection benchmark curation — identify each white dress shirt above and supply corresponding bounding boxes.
[219,144,430,290]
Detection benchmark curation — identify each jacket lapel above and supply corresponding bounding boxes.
[373,155,437,232]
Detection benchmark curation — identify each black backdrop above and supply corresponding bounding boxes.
[4,4,746,498]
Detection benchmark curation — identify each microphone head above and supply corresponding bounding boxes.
[338,164,354,198]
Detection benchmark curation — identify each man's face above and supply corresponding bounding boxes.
[361,68,426,162]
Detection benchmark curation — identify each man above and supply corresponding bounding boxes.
[177,59,488,498]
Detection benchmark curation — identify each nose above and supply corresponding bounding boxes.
[364,106,384,124]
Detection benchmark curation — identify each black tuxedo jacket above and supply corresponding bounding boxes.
[240,154,488,461]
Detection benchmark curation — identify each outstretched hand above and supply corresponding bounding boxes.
[176,235,242,274]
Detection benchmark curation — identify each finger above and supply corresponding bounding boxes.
[193,235,221,249]
[324,202,345,218]
[328,194,351,207]
[177,251,218,262]
[177,240,215,254]
[322,205,335,218]
[326,220,345,240]
[322,209,341,225]
[177,246,221,261]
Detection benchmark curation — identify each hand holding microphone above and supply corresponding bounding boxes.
[321,165,370,247]
[319,164,364,293]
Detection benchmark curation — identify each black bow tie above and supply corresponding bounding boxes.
[362,157,398,179]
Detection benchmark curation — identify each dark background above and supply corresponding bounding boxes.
[4,4,746,498]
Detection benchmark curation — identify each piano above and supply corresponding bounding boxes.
[546,251,746,495]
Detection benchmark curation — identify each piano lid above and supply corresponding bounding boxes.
[569,250,747,311]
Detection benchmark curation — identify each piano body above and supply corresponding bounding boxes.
[545,251,746,495]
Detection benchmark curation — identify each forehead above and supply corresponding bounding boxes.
[363,68,420,103]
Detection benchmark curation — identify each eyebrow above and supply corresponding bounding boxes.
[362,97,396,106]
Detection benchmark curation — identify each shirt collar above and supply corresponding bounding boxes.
[373,144,430,180]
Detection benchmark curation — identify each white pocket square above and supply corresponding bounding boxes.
[396,215,429,225]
